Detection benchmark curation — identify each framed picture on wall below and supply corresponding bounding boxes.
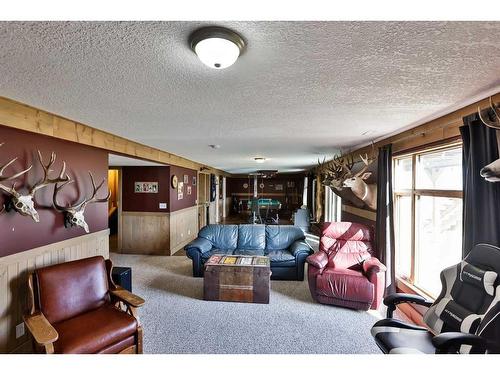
[178,182,184,200]
[134,181,158,193]
[183,174,189,184]
[187,186,192,195]
[192,176,197,186]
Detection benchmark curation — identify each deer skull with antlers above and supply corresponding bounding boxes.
[1,147,68,222]
[53,172,110,233]
[0,143,33,214]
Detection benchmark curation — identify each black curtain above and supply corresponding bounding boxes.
[376,144,396,295]
[460,113,500,256]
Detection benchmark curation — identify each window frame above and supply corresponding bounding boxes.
[393,141,463,298]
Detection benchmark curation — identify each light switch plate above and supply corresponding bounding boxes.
[159,203,167,209]
[15,322,24,338]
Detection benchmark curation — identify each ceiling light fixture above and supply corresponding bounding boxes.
[189,27,245,69]
[254,157,266,163]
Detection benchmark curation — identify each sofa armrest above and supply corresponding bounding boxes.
[362,257,387,275]
[289,239,313,257]
[23,312,59,352]
[306,251,328,269]
[185,237,212,256]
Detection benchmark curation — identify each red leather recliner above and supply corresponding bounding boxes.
[306,222,386,310]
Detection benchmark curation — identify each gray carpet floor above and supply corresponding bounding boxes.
[110,251,382,354]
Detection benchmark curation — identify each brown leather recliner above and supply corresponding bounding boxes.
[306,222,386,310]
[23,256,145,354]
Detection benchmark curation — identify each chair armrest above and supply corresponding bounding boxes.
[306,251,328,269]
[185,237,212,256]
[362,257,387,275]
[432,332,488,353]
[384,293,433,318]
[110,288,145,308]
[289,240,313,257]
[23,312,58,346]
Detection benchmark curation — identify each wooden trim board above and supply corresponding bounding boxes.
[341,204,377,222]
[0,96,230,176]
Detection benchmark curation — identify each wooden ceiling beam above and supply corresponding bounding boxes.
[0,96,230,176]
[315,92,500,169]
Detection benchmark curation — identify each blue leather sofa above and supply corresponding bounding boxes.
[185,224,313,280]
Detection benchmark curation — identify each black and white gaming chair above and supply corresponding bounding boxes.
[371,243,500,354]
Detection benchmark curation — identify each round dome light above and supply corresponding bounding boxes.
[190,27,245,70]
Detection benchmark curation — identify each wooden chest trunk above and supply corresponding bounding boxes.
[203,255,271,304]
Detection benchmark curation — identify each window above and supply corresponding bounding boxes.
[393,144,463,298]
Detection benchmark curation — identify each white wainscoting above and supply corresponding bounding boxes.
[169,206,198,255]
[0,229,110,353]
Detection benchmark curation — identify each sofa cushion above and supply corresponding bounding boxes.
[315,267,374,304]
[199,224,238,251]
[233,249,265,256]
[237,224,266,250]
[266,249,295,266]
[53,304,137,354]
[265,225,305,251]
[201,248,235,260]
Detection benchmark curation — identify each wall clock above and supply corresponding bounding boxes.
[171,175,178,189]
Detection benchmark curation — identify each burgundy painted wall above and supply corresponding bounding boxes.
[169,165,197,212]
[121,166,170,212]
[0,126,108,257]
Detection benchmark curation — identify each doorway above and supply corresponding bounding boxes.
[108,167,121,252]
[197,172,210,229]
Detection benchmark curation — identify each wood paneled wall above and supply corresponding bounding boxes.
[120,212,170,255]
[0,229,109,353]
[119,206,198,255]
[169,206,198,255]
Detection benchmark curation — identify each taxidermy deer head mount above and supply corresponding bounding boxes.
[1,147,68,222]
[342,151,378,210]
[317,153,355,191]
[478,97,500,182]
[53,172,110,233]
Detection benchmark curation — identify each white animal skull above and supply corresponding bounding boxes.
[67,209,89,233]
[11,194,40,222]
[0,147,68,222]
[53,172,109,233]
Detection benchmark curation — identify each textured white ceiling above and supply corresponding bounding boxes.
[1,21,499,173]
[108,154,166,167]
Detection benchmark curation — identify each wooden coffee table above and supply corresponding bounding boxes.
[203,255,271,304]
